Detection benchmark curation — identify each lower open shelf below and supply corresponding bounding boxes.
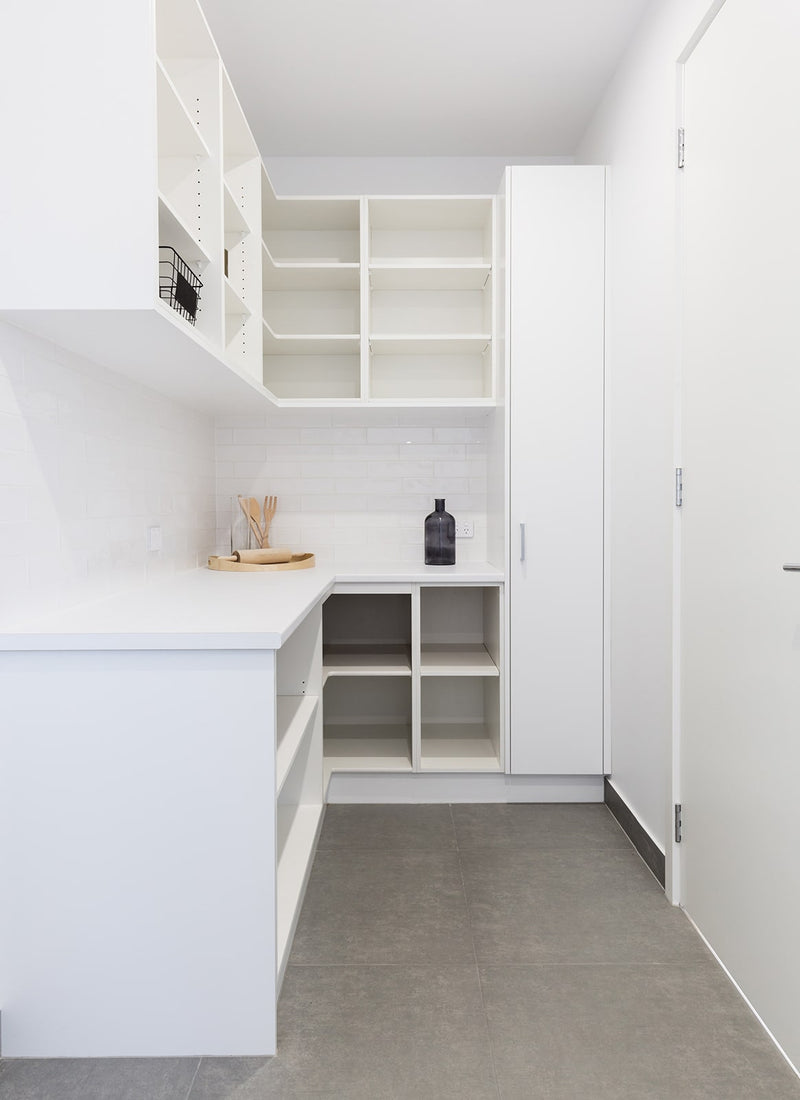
[323,722,413,779]
[420,723,501,771]
[277,801,324,980]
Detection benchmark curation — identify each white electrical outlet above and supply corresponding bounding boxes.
[146,525,162,552]
[455,521,474,538]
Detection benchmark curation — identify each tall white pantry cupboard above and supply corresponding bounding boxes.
[504,166,606,777]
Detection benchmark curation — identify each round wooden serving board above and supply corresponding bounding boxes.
[208,553,315,572]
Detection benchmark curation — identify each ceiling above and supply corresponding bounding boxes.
[198,0,653,157]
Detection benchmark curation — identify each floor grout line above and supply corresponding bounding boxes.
[451,802,503,1100]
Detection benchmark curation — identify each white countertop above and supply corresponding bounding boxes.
[0,561,504,651]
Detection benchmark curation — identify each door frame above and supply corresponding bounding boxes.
[669,0,728,906]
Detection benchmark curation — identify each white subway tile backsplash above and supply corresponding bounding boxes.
[0,321,216,626]
[214,407,493,564]
[366,427,433,445]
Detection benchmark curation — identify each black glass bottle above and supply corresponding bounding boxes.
[424,498,456,565]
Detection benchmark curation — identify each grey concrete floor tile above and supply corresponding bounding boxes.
[480,964,800,1100]
[452,803,629,851]
[318,803,457,850]
[0,1057,199,1100]
[80,1057,200,1100]
[290,849,474,964]
[461,847,710,965]
[0,1059,93,1100]
[190,965,498,1099]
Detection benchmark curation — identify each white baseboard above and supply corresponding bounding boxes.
[325,772,604,803]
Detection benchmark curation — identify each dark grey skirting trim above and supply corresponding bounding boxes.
[604,778,666,888]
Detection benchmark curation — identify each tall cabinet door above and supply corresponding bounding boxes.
[508,166,605,775]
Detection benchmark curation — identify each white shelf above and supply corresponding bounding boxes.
[158,195,211,266]
[276,695,319,795]
[262,355,361,401]
[224,278,251,317]
[276,802,324,976]
[156,61,210,158]
[323,726,413,774]
[323,644,412,679]
[420,644,499,676]
[370,335,491,355]
[224,183,250,236]
[262,188,360,233]
[369,264,491,291]
[262,244,359,291]
[420,725,502,771]
[263,322,359,356]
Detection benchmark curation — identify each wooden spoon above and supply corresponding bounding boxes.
[262,495,278,548]
[239,496,264,548]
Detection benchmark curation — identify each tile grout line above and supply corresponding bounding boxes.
[450,802,503,1100]
[182,1057,202,1100]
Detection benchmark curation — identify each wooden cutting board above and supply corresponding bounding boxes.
[207,553,315,572]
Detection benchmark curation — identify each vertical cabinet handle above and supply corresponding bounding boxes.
[520,522,526,562]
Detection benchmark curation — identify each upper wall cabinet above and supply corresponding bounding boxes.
[365,199,495,403]
[0,0,496,411]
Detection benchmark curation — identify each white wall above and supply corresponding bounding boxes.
[0,321,216,626]
[576,0,715,852]
[215,407,493,565]
[264,156,571,196]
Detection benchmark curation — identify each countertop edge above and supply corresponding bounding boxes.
[0,565,503,651]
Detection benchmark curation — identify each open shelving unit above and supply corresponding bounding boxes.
[155,0,221,348]
[2,0,500,419]
[221,72,261,380]
[322,592,414,777]
[419,585,502,770]
[366,198,495,402]
[321,585,502,777]
[261,171,362,401]
[275,604,324,985]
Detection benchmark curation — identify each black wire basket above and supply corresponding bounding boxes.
[159,246,202,325]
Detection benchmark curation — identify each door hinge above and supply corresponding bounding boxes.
[675,467,683,508]
[674,803,683,843]
[678,128,685,169]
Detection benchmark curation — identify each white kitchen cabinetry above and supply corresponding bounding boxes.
[0,0,496,412]
[506,166,606,775]
[322,584,503,777]
[0,575,328,1057]
[261,174,362,400]
[274,604,324,985]
[366,198,495,402]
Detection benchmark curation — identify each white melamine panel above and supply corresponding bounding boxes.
[1,1,155,308]
[158,58,220,150]
[0,648,277,1057]
[323,591,412,647]
[420,676,501,771]
[368,198,493,265]
[156,62,210,157]
[323,645,412,678]
[370,289,490,336]
[277,729,323,982]
[323,676,413,774]
[158,197,212,266]
[369,265,491,291]
[262,324,359,356]
[262,354,361,400]
[155,0,217,59]
[368,354,493,402]
[508,166,605,776]
[681,0,800,1070]
[262,252,359,291]
[263,290,360,335]
[276,695,319,795]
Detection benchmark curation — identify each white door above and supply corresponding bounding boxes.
[680,0,800,1067]
[508,166,605,775]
